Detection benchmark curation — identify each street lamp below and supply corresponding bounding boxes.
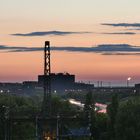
[127,77,131,87]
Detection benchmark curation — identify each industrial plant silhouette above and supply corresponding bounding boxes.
[0,41,140,140]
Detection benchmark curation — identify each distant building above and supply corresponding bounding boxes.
[0,83,22,94]
[0,73,94,95]
[38,73,75,92]
[22,81,38,94]
[135,83,140,94]
[74,82,94,90]
[135,83,140,88]
[23,81,38,88]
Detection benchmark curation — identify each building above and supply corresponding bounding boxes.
[74,82,94,91]
[0,73,94,95]
[22,81,38,94]
[38,73,75,92]
[135,83,140,88]
[0,83,22,94]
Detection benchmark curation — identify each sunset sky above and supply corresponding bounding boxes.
[1,0,140,86]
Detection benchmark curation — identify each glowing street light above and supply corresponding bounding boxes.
[127,77,131,87]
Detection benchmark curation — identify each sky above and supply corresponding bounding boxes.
[1,0,140,86]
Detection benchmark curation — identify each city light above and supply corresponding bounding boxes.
[127,77,131,81]
[127,77,132,87]
[0,90,3,93]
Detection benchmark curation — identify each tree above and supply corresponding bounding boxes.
[115,97,140,140]
[95,113,108,140]
[84,91,96,139]
[0,95,38,140]
[107,94,119,139]
[84,91,95,115]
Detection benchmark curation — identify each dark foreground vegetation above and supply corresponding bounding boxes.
[0,92,140,140]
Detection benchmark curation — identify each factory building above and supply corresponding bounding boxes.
[38,73,75,92]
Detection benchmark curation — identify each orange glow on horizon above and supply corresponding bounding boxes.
[0,50,140,84]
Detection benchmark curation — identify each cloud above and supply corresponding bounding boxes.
[102,32,136,35]
[102,52,140,56]
[11,30,92,37]
[1,44,140,56]
[51,44,140,52]
[101,23,140,27]
[0,45,29,50]
[126,28,140,31]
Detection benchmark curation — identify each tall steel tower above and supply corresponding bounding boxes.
[42,41,51,117]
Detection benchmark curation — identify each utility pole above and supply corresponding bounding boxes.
[3,106,10,140]
[56,115,60,140]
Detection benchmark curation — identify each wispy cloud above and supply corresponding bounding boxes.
[126,28,140,31]
[1,44,140,56]
[51,44,140,53]
[102,32,136,35]
[101,23,140,27]
[102,52,140,56]
[0,45,30,50]
[11,30,92,37]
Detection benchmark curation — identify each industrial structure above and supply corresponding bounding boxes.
[0,41,140,140]
[0,41,94,140]
[42,41,51,117]
[38,73,75,92]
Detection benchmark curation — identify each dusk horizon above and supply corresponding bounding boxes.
[1,0,140,85]
[1,1,140,140]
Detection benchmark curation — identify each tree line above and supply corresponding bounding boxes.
[0,93,140,140]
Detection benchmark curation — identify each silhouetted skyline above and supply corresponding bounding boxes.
[1,0,140,85]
